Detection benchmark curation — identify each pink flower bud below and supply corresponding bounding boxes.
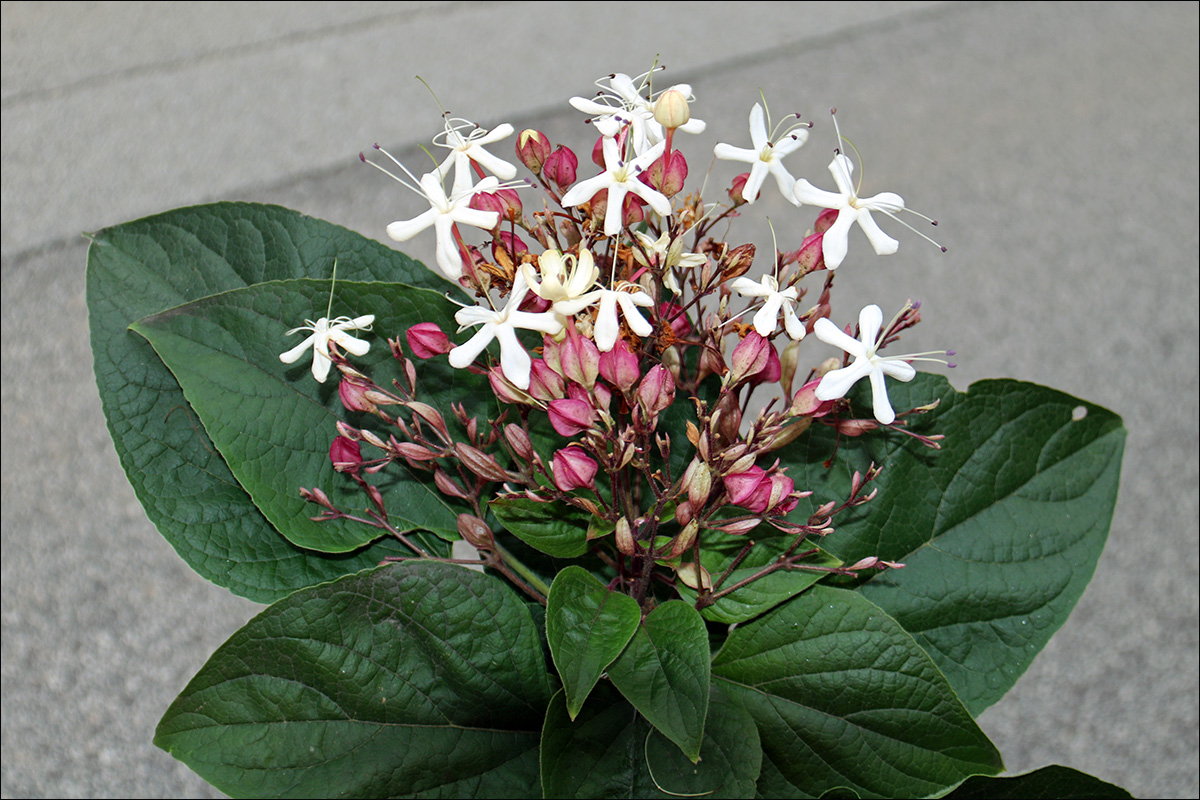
[541,334,562,376]
[728,172,750,205]
[796,230,826,274]
[591,135,606,169]
[709,518,762,536]
[406,322,453,359]
[747,340,781,386]
[488,367,534,405]
[813,207,839,235]
[338,377,375,413]
[468,191,507,229]
[671,520,700,558]
[504,423,534,461]
[682,458,714,508]
[329,435,362,473]
[547,397,596,437]
[528,358,566,401]
[543,145,578,193]
[598,338,641,392]
[636,364,676,417]
[494,230,529,259]
[791,379,836,417]
[725,466,796,515]
[457,513,494,549]
[494,188,523,222]
[559,330,600,390]
[552,445,598,491]
[641,150,688,197]
[729,332,771,383]
[516,129,552,174]
[835,418,881,436]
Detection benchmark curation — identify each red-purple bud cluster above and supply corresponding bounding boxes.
[724,465,799,516]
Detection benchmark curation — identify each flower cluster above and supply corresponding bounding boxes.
[293,67,953,606]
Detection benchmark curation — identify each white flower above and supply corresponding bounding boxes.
[448,273,564,390]
[558,283,653,352]
[279,315,375,384]
[386,172,500,280]
[812,304,916,425]
[520,248,600,314]
[633,230,707,294]
[792,154,905,270]
[731,274,805,340]
[432,117,517,196]
[713,103,808,205]
[561,137,671,236]
[570,72,705,157]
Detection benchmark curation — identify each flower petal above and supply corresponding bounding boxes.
[815,361,871,401]
[869,367,896,424]
[858,304,884,348]
[494,325,532,390]
[856,210,900,256]
[813,317,865,356]
[279,334,316,364]
[448,324,496,369]
[820,209,856,269]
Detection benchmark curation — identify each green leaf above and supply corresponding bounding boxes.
[546,566,642,720]
[540,683,761,799]
[943,765,1133,799]
[87,202,458,600]
[490,496,590,558]
[674,533,843,624]
[155,561,551,798]
[130,279,470,551]
[712,585,1002,799]
[778,375,1125,715]
[606,600,710,762]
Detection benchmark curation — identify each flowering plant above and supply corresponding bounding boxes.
[87,69,1129,799]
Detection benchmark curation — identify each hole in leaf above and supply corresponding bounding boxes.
[1072,405,1087,421]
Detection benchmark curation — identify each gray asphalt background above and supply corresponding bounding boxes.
[2,2,1197,797]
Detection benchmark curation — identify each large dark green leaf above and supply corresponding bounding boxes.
[546,566,642,720]
[777,375,1125,714]
[131,279,472,551]
[540,684,761,799]
[490,497,591,557]
[713,585,1002,799]
[155,561,551,798]
[87,202,459,600]
[606,600,711,762]
[943,765,1133,799]
[674,532,843,623]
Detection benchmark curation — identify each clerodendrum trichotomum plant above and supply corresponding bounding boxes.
[88,68,1132,799]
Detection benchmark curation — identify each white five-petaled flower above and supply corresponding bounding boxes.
[561,138,671,236]
[731,274,805,340]
[279,315,375,384]
[433,117,518,196]
[448,273,564,390]
[633,230,707,295]
[549,279,654,353]
[569,72,706,157]
[812,304,916,425]
[792,154,905,270]
[713,103,808,205]
[386,172,501,280]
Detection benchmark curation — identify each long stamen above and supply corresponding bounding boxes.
[361,145,424,195]
[876,208,947,252]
